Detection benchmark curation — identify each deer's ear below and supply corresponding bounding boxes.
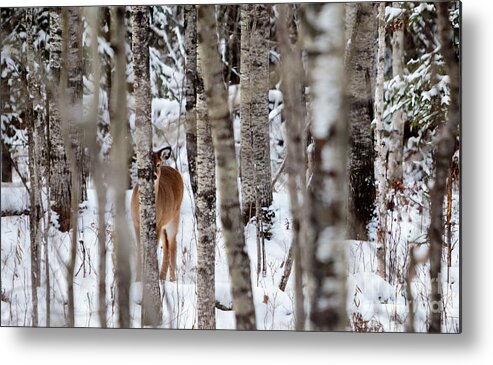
[160,146,172,161]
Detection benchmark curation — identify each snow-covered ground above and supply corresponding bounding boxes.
[0,95,460,332]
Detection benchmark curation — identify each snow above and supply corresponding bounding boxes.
[0,4,460,333]
[385,6,405,23]
[2,147,459,330]
[1,183,30,213]
[152,98,183,130]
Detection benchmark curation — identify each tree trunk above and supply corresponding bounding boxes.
[276,4,306,331]
[132,5,163,328]
[406,245,416,332]
[1,143,12,182]
[0,56,12,182]
[60,7,81,327]
[184,5,198,196]
[111,6,133,328]
[388,2,405,184]
[85,6,108,328]
[346,3,377,241]
[374,2,387,280]
[66,7,87,204]
[195,5,217,329]
[239,4,272,223]
[103,6,112,130]
[428,2,460,334]
[301,3,348,332]
[48,7,72,233]
[26,8,40,326]
[197,5,256,330]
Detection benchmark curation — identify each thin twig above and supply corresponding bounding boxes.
[8,153,31,196]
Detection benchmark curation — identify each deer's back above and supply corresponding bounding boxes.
[155,166,184,228]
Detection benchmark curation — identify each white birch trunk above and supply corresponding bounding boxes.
[196,5,217,328]
[196,32,217,327]
[302,3,348,332]
[388,2,405,184]
[428,2,460,333]
[26,8,39,326]
[239,4,272,223]
[84,7,108,328]
[132,6,163,328]
[184,5,198,196]
[110,6,132,328]
[198,5,256,330]
[346,3,377,241]
[374,2,387,280]
[60,7,84,327]
[48,8,72,233]
[276,4,306,331]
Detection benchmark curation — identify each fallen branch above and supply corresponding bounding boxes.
[7,153,31,196]
[271,156,287,191]
[1,209,30,217]
[215,301,233,311]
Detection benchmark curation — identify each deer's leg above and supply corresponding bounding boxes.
[134,220,142,282]
[168,215,180,282]
[160,229,169,281]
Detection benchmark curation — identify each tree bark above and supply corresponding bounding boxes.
[48,7,72,233]
[1,143,12,182]
[60,7,80,328]
[239,4,272,223]
[184,5,198,196]
[196,39,217,329]
[85,6,108,328]
[26,8,40,326]
[132,5,163,328]
[111,6,133,328]
[0,57,12,182]
[197,5,256,330]
[301,3,348,332]
[195,5,217,329]
[66,7,87,204]
[276,4,306,331]
[346,3,377,241]
[428,2,460,334]
[388,2,405,184]
[374,2,387,280]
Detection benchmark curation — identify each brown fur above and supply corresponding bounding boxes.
[131,165,184,281]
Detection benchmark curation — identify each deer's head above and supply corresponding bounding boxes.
[152,146,172,178]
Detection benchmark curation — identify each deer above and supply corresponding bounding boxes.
[131,146,184,282]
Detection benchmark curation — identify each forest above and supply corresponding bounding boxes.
[0,2,460,332]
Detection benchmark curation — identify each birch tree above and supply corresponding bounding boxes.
[197,4,256,330]
[428,2,460,334]
[374,2,387,279]
[132,5,163,328]
[184,5,198,196]
[111,6,132,328]
[48,8,72,233]
[276,4,306,331]
[1,62,12,182]
[195,4,217,330]
[378,3,406,284]
[26,8,40,326]
[239,4,272,223]
[388,2,405,184]
[59,7,81,327]
[66,7,87,204]
[301,3,348,332]
[346,3,377,241]
[84,6,108,328]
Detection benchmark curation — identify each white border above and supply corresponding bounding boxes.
[1,1,492,364]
